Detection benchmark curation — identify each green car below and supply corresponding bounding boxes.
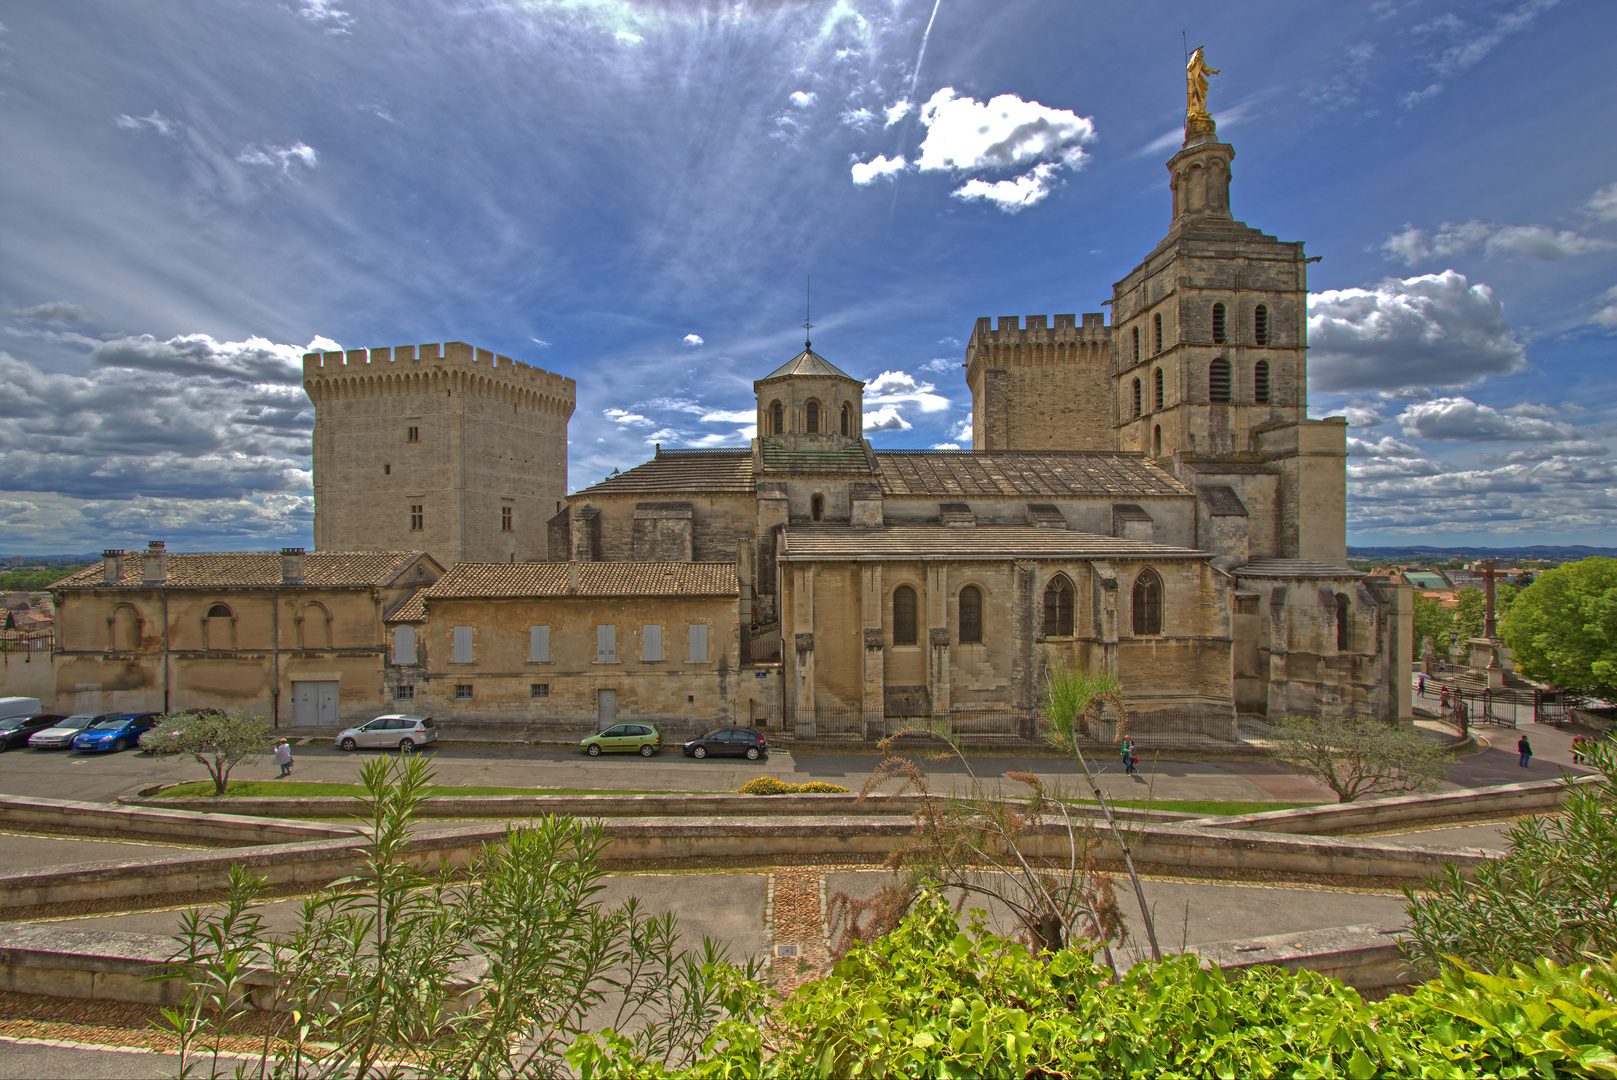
[580,722,662,757]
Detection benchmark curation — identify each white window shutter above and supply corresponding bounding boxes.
[452,626,474,664]
[529,625,550,663]
[596,624,616,662]
[688,623,708,662]
[392,626,415,666]
[642,624,662,662]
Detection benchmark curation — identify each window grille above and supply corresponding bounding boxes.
[1132,378,1142,418]
[1212,302,1226,344]
[1254,360,1271,404]
[1153,368,1164,410]
[395,684,415,700]
[531,683,549,699]
[1254,304,1270,345]
[958,585,983,644]
[1209,358,1232,403]
[454,684,474,700]
[893,585,918,645]
[1153,312,1163,353]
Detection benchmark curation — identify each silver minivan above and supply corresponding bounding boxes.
[335,714,437,752]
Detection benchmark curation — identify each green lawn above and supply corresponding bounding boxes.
[159,781,702,798]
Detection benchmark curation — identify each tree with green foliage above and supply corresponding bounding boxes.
[139,710,273,796]
[1411,591,1454,657]
[1268,715,1448,803]
[1403,738,1617,975]
[1501,556,1617,698]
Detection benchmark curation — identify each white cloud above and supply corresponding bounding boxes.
[1502,403,1559,418]
[788,90,816,109]
[1401,0,1560,108]
[1342,405,1386,428]
[614,30,643,45]
[918,357,957,373]
[949,418,973,442]
[89,333,311,384]
[8,300,97,323]
[1590,285,1617,329]
[1307,271,1524,392]
[682,333,704,347]
[697,408,755,424]
[1347,435,1423,457]
[938,336,961,348]
[1498,441,1609,462]
[884,99,912,126]
[864,369,950,412]
[951,162,1062,213]
[1347,453,1617,537]
[603,408,655,428]
[862,406,910,432]
[839,107,877,131]
[1382,219,1608,265]
[304,335,341,354]
[851,153,907,185]
[530,337,552,348]
[1397,396,1578,441]
[293,0,353,33]
[915,88,1094,174]
[236,141,318,172]
[929,442,960,450]
[1587,182,1617,223]
[114,111,177,136]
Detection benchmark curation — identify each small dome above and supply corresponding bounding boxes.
[757,344,861,385]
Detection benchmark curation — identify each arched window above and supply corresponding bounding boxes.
[298,602,332,649]
[110,604,141,651]
[958,585,983,644]
[1254,360,1271,404]
[204,604,234,651]
[1042,576,1074,638]
[207,604,232,618]
[1209,358,1231,403]
[1254,304,1270,346]
[1153,367,1164,410]
[1132,377,1142,418]
[1336,594,1351,651]
[1212,302,1226,344]
[810,493,824,521]
[840,402,851,436]
[770,400,783,435]
[1132,569,1163,635]
[1153,424,1162,457]
[805,399,820,434]
[893,585,918,646]
[1153,312,1163,353]
[1132,326,1140,364]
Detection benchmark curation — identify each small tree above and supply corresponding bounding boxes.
[1269,715,1447,803]
[1412,591,1453,655]
[1501,556,1617,699]
[140,709,274,796]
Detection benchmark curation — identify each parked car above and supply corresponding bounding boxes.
[580,723,662,757]
[0,714,67,752]
[682,728,767,760]
[335,715,437,752]
[28,713,106,750]
[71,713,161,753]
[0,697,44,724]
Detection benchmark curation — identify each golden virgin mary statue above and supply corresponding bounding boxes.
[1186,47,1219,120]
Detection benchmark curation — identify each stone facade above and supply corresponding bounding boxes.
[304,342,575,566]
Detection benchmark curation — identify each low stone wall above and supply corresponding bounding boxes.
[0,816,1489,912]
[1193,923,1412,990]
[1184,776,1592,835]
[0,795,364,845]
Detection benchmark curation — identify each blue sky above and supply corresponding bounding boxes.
[2,0,1614,554]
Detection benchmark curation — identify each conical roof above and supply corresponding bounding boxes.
[757,342,860,384]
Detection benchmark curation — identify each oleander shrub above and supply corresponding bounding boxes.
[736,776,795,796]
[794,781,850,794]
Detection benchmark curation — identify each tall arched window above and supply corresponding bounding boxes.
[770,400,784,435]
[958,585,983,644]
[1153,424,1162,457]
[1132,326,1140,363]
[298,602,332,649]
[840,402,851,436]
[1153,367,1164,410]
[1336,594,1351,651]
[1132,377,1142,418]
[1132,569,1163,635]
[1153,312,1164,353]
[805,400,820,433]
[110,604,141,651]
[1212,302,1226,344]
[1254,360,1271,404]
[1209,358,1231,403]
[892,585,918,646]
[1042,576,1073,638]
[204,604,234,651]
[1254,304,1270,345]
[810,493,824,521]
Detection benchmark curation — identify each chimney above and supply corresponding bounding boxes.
[101,549,125,585]
[567,560,579,595]
[281,547,306,583]
[142,541,167,584]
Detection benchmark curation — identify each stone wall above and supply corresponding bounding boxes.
[964,313,1113,452]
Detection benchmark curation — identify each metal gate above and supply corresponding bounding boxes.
[291,681,339,727]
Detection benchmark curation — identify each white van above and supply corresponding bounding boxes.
[0,698,43,722]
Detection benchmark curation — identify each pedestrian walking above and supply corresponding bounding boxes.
[1439,686,1450,714]
[273,738,294,777]
[1571,735,1585,765]
[1121,737,1138,775]
[1517,734,1532,769]
[1418,674,1427,697]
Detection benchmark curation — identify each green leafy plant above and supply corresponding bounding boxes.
[140,709,274,796]
[1403,737,1617,975]
[1268,714,1448,803]
[1502,556,1617,698]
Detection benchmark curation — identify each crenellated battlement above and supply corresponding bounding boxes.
[302,341,574,402]
[967,312,1109,345]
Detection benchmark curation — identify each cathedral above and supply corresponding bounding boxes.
[43,77,1412,737]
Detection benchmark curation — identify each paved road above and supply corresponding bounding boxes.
[0,1040,194,1080]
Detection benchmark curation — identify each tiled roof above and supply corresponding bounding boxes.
[54,552,433,589]
[425,561,739,598]
[575,450,753,496]
[384,588,427,623]
[760,443,871,473]
[1236,558,1363,579]
[757,346,860,383]
[875,452,1190,498]
[778,525,1206,561]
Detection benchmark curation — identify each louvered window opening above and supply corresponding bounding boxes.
[1254,304,1270,345]
[1209,358,1232,403]
[1132,378,1142,418]
[1212,303,1226,344]
[1153,368,1164,411]
[1254,360,1271,404]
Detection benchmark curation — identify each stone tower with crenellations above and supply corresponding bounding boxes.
[303,341,575,565]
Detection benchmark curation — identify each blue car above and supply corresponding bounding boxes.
[71,713,160,753]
